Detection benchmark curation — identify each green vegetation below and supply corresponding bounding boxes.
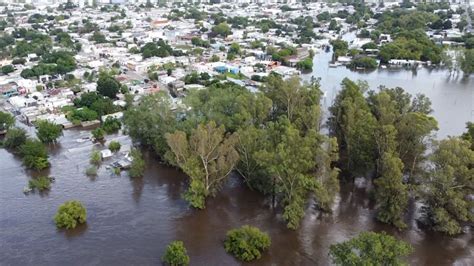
[85,165,98,176]
[108,141,121,153]
[1,64,14,74]
[92,127,105,141]
[97,73,121,99]
[329,231,413,265]
[90,150,101,165]
[141,39,178,59]
[129,149,145,178]
[19,139,49,170]
[162,241,190,266]
[421,137,474,235]
[20,51,77,79]
[165,121,239,209]
[460,49,474,76]
[54,200,87,229]
[296,58,313,71]
[349,56,378,69]
[224,225,271,262]
[0,111,15,131]
[102,117,121,134]
[211,22,232,37]
[3,127,28,150]
[36,120,63,144]
[28,176,52,191]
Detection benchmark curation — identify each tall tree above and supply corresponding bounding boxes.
[0,111,15,132]
[96,73,120,99]
[328,78,377,177]
[422,137,474,235]
[255,119,319,229]
[165,121,239,209]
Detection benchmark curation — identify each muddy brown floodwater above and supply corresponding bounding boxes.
[1,127,472,266]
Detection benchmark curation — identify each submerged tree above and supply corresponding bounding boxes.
[165,121,239,209]
[422,137,474,235]
[329,231,413,265]
[36,120,63,144]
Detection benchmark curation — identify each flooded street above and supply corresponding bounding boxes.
[1,128,473,265]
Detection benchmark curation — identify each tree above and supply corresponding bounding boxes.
[255,120,319,229]
[129,149,145,178]
[92,127,105,141]
[328,79,377,177]
[162,241,190,266]
[375,152,408,229]
[90,150,101,165]
[0,111,15,131]
[108,141,121,152]
[36,120,63,144]
[54,201,87,229]
[1,64,14,75]
[422,137,474,235]
[165,121,239,209]
[329,231,413,266]
[102,117,121,134]
[124,92,179,158]
[19,139,49,170]
[224,225,271,262]
[97,73,120,99]
[28,176,51,191]
[460,49,474,76]
[212,22,232,37]
[3,127,27,150]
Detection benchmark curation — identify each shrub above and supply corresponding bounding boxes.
[92,127,105,141]
[102,117,121,134]
[224,225,271,262]
[90,150,101,165]
[162,241,190,266]
[0,111,15,131]
[108,141,121,152]
[85,165,98,176]
[3,127,27,150]
[19,139,49,170]
[36,119,63,143]
[54,200,87,229]
[113,167,121,175]
[28,176,51,191]
[129,149,145,178]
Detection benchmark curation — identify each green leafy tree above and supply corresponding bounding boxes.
[28,176,51,191]
[329,231,413,266]
[422,137,474,235]
[36,120,63,143]
[165,121,239,209]
[255,120,319,229]
[108,141,121,152]
[54,201,87,229]
[92,127,105,141]
[129,149,145,178]
[328,79,377,177]
[460,49,474,76]
[90,150,101,165]
[3,127,27,150]
[97,73,120,99]
[162,241,190,266]
[0,111,15,131]
[1,64,14,74]
[102,117,121,134]
[224,225,271,262]
[212,22,232,37]
[19,139,49,170]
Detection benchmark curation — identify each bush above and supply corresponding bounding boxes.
[329,231,413,265]
[54,200,87,229]
[108,141,121,152]
[28,176,51,191]
[0,111,15,131]
[129,149,145,178]
[3,127,28,150]
[162,241,190,266]
[349,56,378,70]
[90,150,101,165]
[36,120,63,143]
[92,127,105,141]
[19,139,49,170]
[85,165,97,176]
[102,117,121,134]
[224,225,271,262]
